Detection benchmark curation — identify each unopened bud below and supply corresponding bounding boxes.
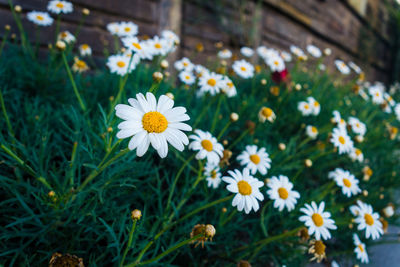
[131,209,142,220]
[152,71,163,83]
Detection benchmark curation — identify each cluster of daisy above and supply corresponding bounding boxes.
[298,97,321,116]
[27,1,73,27]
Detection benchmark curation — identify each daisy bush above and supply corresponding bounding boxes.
[1,1,400,266]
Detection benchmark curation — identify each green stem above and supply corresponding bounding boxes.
[228,129,250,150]
[165,154,195,211]
[120,219,138,267]
[211,94,223,133]
[192,97,217,128]
[0,29,10,58]
[0,89,14,137]
[62,52,87,112]
[67,141,78,186]
[8,0,29,54]
[127,234,202,266]
[217,120,231,140]
[77,148,130,192]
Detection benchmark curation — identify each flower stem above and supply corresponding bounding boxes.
[217,120,231,140]
[0,29,10,58]
[211,94,223,133]
[120,219,138,267]
[0,89,14,137]
[228,129,250,150]
[62,52,87,112]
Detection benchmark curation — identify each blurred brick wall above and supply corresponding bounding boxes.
[0,0,394,82]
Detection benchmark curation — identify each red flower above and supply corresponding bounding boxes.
[271,69,289,84]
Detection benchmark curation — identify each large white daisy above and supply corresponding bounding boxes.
[116,21,138,38]
[115,92,192,158]
[266,175,300,212]
[179,71,196,85]
[106,54,139,76]
[174,57,194,72]
[237,145,271,175]
[330,127,354,154]
[189,130,224,164]
[299,201,337,240]
[232,60,254,79]
[348,117,366,136]
[27,11,54,26]
[121,36,152,60]
[328,168,361,197]
[47,0,73,14]
[222,168,264,214]
[266,55,285,72]
[198,72,224,96]
[350,200,384,240]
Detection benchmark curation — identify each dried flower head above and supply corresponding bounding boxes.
[298,227,310,242]
[237,260,252,267]
[219,149,232,168]
[308,239,326,263]
[49,252,84,267]
[152,71,163,83]
[190,224,216,248]
[131,209,142,220]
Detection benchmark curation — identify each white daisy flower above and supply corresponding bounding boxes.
[222,168,264,214]
[217,49,232,59]
[349,148,364,163]
[384,92,396,107]
[47,0,73,14]
[237,145,271,175]
[148,36,169,56]
[332,110,347,130]
[349,61,362,74]
[198,72,224,96]
[266,55,285,72]
[174,57,194,72]
[298,101,313,116]
[258,107,276,123]
[348,117,366,136]
[266,175,300,212]
[107,22,121,35]
[121,36,152,60]
[26,11,53,26]
[328,168,361,197]
[178,71,196,85]
[189,130,224,164]
[72,57,89,73]
[280,51,292,62]
[194,64,209,77]
[204,162,222,189]
[350,200,384,240]
[221,77,237,98]
[368,84,385,104]
[240,47,254,57]
[306,125,318,139]
[161,30,180,46]
[106,54,139,76]
[115,92,191,158]
[334,60,351,75]
[353,233,369,263]
[395,104,400,121]
[290,45,306,58]
[232,60,254,79]
[299,201,337,240]
[306,44,322,58]
[307,97,321,115]
[330,127,353,154]
[57,31,75,44]
[79,44,92,57]
[117,21,138,37]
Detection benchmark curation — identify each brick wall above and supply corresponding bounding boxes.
[0,0,395,82]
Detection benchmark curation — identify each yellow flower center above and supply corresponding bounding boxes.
[240,66,247,71]
[311,126,317,133]
[261,107,273,118]
[314,240,326,255]
[211,170,217,179]
[364,213,374,226]
[249,154,260,164]
[304,104,309,110]
[132,42,141,50]
[358,244,364,252]
[61,32,67,38]
[274,61,279,66]
[343,178,352,188]
[278,187,289,200]
[183,62,189,67]
[76,60,87,69]
[340,119,345,124]
[312,213,324,227]
[81,44,89,49]
[36,15,44,21]
[207,78,216,86]
[227,82,233,88]
[185,75,190,80]
[117,61,126,68]
[124,27,131,32]
[355,149,362,156]
[141,111,168,133]
[338,136,346,144]
[375,92,380,97]
[237,180,252,196]
[154,43,162,49]
[314,101,320,107]
[56,2,64,8]
[201,140,213,152]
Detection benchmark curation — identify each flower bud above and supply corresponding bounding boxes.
[230,112,239,122]
[304,159,312,167]
[165,92,174,100]
[131,209,142,220]
[160,59,169,69]
[14,5,22,13]
[4,25,11,31]
[82,8,90,16]
[278,143,286,151]
[56,41,66,51]
[152,71,163,83]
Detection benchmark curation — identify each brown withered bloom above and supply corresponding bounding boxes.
[308,240,326,263]
[298,227,310,242]
[245,120,256,135]
[49,252,84,267]
[270,86,280,96]
[190,224,216,248]
[196,43,204,53]
[237,260,252,267]
[219,149,232,168]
